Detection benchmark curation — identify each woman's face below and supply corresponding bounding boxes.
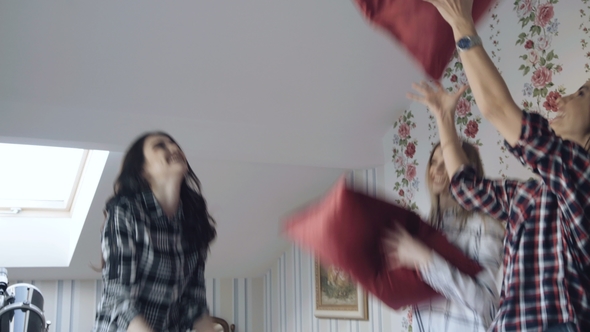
[551,81,590,139]
[142,134,187,185]
[428,146,449,196]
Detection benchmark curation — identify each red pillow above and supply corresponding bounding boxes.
[283,177,482,310]
[354,0,494,80]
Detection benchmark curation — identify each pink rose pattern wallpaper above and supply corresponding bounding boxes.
[400,307,413,332]
[388,1,588,330]
[392,110,420,212]
[489,2,513,177]
[443,55,483,146]
[581,0,590,72]
[515,0,565,118]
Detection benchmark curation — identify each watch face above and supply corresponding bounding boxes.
[457,38,471,49]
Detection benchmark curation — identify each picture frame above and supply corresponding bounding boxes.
[313,257,369,320]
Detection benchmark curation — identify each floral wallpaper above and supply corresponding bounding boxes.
[401,308,413,332]
[487,1,514,177]
[580,0,590,72]
[384,0,588,331]
[442,54,483,147]
[515,0,565,118]
[392,110,420,211]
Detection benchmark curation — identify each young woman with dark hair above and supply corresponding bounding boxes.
[93,132,216,332]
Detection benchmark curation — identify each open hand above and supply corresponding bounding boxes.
[384,222,432,270]
[423,0,474,27]
[407,81,468,122]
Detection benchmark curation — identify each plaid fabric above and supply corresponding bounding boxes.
[93,192,208,332]
[414,211,504,332]
[450,111,590,332]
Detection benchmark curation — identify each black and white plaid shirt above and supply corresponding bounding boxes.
[93,191,209,332]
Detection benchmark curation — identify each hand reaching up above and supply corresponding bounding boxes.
[424,0,474,28]
[407,81,468,122]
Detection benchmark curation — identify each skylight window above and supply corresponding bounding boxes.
[0,142,109,267]
[0,143,88,211]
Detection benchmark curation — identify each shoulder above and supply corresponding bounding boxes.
[104,194,144,228]
[105,194,142,213]
[520,112,588,155]
[510,176,544,198]
[520,111,550,135]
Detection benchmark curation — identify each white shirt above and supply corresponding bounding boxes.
[413,211,505,332]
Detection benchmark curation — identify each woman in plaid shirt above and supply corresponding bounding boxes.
[385,140,504,332]
[407,1,590,331]
[93,132,217,332]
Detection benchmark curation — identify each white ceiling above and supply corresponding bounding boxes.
[1,0,423,280]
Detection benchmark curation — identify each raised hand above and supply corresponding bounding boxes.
[407,81,468,122]
[423,0,474,27]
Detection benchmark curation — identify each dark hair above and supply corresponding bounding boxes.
[97,132,216,269]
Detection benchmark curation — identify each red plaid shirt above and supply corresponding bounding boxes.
[449,111,590,332]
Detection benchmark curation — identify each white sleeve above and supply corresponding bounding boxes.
[418,217,504,328]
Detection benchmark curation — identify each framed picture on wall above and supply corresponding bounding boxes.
[313,257,369,320]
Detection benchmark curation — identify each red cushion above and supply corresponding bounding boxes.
[354,0,494,79]
[283,178,482,310]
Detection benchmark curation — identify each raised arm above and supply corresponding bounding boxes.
[425,0,523,146]
[407,82,470,179]
[408,82,518,222]
[101,201,154,332]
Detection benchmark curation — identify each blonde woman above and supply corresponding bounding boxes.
[385,136,504,332]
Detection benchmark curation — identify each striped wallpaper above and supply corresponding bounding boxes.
[9,277,263,332]
[263,168,413,332]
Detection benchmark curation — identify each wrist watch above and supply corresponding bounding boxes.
[456,35,482,52]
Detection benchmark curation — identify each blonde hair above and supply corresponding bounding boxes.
[425,141,485,229]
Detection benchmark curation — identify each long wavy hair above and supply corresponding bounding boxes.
[98,132,216,269]
[425,140,485,229]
